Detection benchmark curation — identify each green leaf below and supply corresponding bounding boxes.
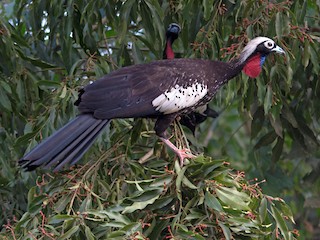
[271,205,290,240]
[118,0,136,43]
[191,161,224,179]
[259,197,267,223]
[205,191,224,212]
[27,194,47,215]
[254,131,277,149]
[57,225,79,240]
[105,211,131,225]
[182,175,198,189]
[176,163,187,201]
[20,56,57,69]
[0,81,12,94]
[203,0,214,20]
[48,215,76,224]
[84,225,96,240]
[270,114,283,138]
[15,124,42,146]
[127,189,162,202]
[218,222,232,240]
[185,209,205,220]
[251,107,265,138]
[150,175,173,187]
[122,195,160,213]
[59,85,67,98]
[216,187,250,211]
[37,80,62,88]
[264,85,273,114]
[302,40,310,68]
[121,222,142,236]
[282,106,298,128]
[0,87,12,111]
[131,41,144,64]
[54,194,71,213]
[272,137,284,163]
[310,43,319,73]
[275,12,283,40]
[280,202,295,224]
[106,229,126,238]
[130,119,143,146]
[147,196,174,211]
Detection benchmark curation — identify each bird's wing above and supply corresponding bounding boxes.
[77,62,177,119]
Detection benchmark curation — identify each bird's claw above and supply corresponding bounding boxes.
[177,148,196,166]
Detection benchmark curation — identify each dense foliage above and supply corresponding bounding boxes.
[0,0,319,239]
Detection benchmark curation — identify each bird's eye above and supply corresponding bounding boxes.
[264,41,274,49]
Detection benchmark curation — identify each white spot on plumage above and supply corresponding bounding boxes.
[152,83,208,114]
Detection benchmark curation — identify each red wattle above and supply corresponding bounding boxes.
[243,54,262,78]
[166,41,175,59]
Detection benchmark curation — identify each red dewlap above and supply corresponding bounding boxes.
[243,54,262,78]
[166,41,175,59]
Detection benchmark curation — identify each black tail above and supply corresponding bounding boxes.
[19,114,110,171]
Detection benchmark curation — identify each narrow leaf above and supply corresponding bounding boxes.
[218,222,232,240]
[272,137,284,163]
[48,215,76,224]
[302,38,310,68]
[259,197,267,223]
[216,187,250,211]
[57,225,79,240]
[271,205,290,240]
[84,225,95,240]
[264,85,273,114]
[122,195,160,213]
[275,12,283,40]
[254,131,277,149]
[205,192,224,212]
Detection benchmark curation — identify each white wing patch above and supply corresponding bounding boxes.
[152,83,208,114]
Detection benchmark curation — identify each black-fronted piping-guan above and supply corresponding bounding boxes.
[19,37,285,171]
[163,23,219,134]
[163,23,181,60]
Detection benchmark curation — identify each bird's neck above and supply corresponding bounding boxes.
[227,52,267,79]
[221,58,247,82]
[164,38,175,59]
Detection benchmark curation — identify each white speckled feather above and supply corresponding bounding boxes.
[152,83,208,114]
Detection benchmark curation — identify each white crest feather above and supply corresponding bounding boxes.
[239,37,274,63]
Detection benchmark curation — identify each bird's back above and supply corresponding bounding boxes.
[76,58,230,119]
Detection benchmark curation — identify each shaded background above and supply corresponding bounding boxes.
[0,0,319,239]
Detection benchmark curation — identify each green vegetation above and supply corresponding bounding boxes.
[0,0,319,239]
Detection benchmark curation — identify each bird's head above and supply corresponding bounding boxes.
[166,23,181,41]
[239,37,285,78]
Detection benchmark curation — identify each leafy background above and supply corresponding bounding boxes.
[0,0,319,239]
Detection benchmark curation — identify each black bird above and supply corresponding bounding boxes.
[163,23,219,134]
[163,23,181,60]
[19,37,285,171]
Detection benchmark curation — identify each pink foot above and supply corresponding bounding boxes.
[160,137,195,166]
[176,148,196,166]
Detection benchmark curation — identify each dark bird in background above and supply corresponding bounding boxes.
[19,36,285,171]
[163,23,219,134]
[163,23,181,59]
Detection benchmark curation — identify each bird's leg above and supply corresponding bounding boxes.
[155,114,195,166]
[159,137,195,166]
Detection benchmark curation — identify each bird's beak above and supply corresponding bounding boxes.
[272,45,285,54]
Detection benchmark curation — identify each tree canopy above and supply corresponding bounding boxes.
[0,0,319,239]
